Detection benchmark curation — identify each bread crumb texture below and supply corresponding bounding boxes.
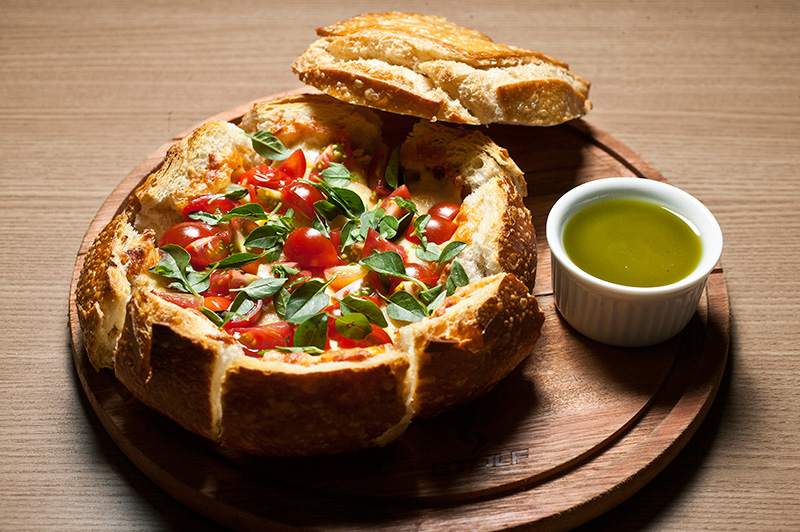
[292,12,591,125]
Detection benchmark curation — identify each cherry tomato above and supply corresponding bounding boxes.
[405,214,458,245]
[222,298,263,331]
[379,184,411,210]
[367,143,393,196]
[276,149,307,180]
[182,194,237,220]
[362,227,408,261]
[184,234,229,269]
[153,290,200,309]
[329,227,343,253]
[159,221,217,248]
[202,295,233,312]
[402,262,439,288]
[283,227,341,269]
[207,270,232,295]
[313,140,351,172]
[281,180,324,220]
[334,323,393,349]
[229,217,261,253]
[230,322,295,357]
[324,264,369,292]
[427,201,460,221]
[238,164,292,190]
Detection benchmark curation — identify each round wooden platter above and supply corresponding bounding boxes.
[69,90,730,531]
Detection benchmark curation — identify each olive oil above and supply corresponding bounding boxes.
[562,198,702,287]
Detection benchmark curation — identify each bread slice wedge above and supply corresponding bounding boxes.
[292,12,591,126]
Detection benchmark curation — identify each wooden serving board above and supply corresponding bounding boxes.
[69,90,730,531]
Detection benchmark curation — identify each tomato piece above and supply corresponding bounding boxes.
[281,180,324,220]
[206,270,232,295]
[283,227,341,269]
[277,149,307,180]
[324,264,369,292]
[202,295,233,312]
[367,143,393,196]
[159,221,217,248]
[221,298,263,331]
[230,322,295,357]
[184,234,229,269]
[362,227,408,261]
[153,290,200,309]
[427,201,460,221]
[229,217,261,253]
[238,164,292,190]
[313,140,351,172]
[379,184,411,210]
[182,194,237,220]
[335,323,393,349]
[405,214,458,245]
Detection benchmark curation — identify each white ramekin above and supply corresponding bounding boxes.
[546,177,723,347]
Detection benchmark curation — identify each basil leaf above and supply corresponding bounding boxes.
[243,225,282,250]
[272,264,300,278]
[445,259,470,295]
[386,291,428,323]
[312,214,331,237]
[330,186,366,218]
[320,162,355,187]
[210,252,264,270]
[359,250,406,277]
[426,288,447,313]
[219,203,272,224]
[273,286,291,319]
[334,313,372,340]
[412,214,431,244]
[338,295,388,328]
[188,211,222,225]
[313,199,342,221]
[378,214,399,240]
[231,277,287,300]
[226,291,255,320]
[223,185,249,201]
[385,146,400,190]
[340,219,360,247]
[284,279,333,324]
[415,241,441,262]
[150,244,209,295]
[199,307,226,327]
[418,284,445,305]
[246,130,290,161]
[293,312,329,350]
[439,241,467,264]
[394,196,418,214]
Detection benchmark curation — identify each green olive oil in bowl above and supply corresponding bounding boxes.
[562,198,702,288]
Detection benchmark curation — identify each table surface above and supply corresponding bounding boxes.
[2,1,798,530]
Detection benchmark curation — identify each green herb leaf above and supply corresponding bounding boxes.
[150,244,209,295]
[334,313,372,340]
[394,196,418,214]
[273,286,291,319]
[338,295,388,328]
[209,252,264,270]
[418,284,445,305]
[385,146,400,190]
[426,287,447,313]
[313,200,342,221]
[415,241,441,262]
[275,345,325,355]
[320,162,355,187]
[378,214,399,240]
[445,259,470,295]
[231,277,287,300]
[340,219,360,248]
[243,225,282,250]
[359,250,407,277]
[246,130,290,161]
[386,291,428,323]
[283,278,334,324]
[199,307,226,327]
[188,211,222,225]
[439,241,467,264]
[312,214,331,237]
[223,184,249,201]
[293,312,329,350]
[411,214,431,245]
[271,264,300,278]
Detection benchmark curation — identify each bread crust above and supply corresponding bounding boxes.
[293,12,591,126]
[77,93,545,456]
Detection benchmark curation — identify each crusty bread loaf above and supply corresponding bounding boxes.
[292,12,591,126]
[76,93,544,456]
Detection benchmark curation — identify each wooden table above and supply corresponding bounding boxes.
[2,1,798,530]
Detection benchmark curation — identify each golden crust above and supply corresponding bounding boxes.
[77,93,544,456]
[292,12,591,126]
[220,348,411,456]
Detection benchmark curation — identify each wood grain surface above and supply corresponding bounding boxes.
[2,1,799,530]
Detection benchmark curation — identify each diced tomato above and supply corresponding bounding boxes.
[153,290,200,309]
[237,164,292,190]
[159,221,217,248]
[221,298,263,331]
[367,143,392,196]
[283,227,341,269]
[182,194,237,220]
[405,214,458,245]
[427,201,460,221]
[281,180,324,220]
[362,227,408,261]
[230,322,295,357]
[276,149,307,180]
[184,234,229,269]
[202,295,233,312]
[313,140,351,172]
